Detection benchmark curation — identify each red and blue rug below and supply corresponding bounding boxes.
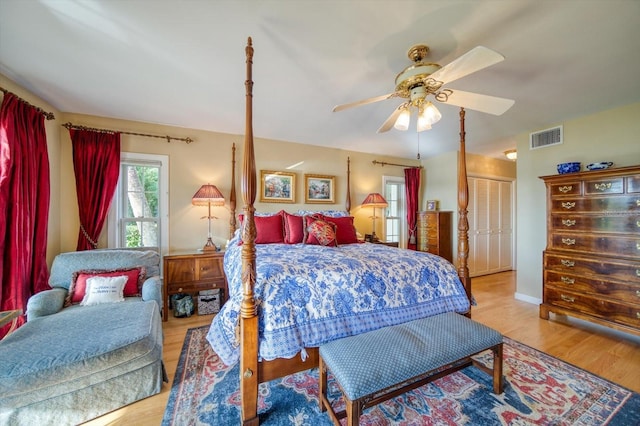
[163,326,639,425]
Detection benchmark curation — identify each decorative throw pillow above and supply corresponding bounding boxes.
[304,216,338,246]
[238,210,285,244]
[283,211,304,244]
[66,267,146,305]
[321,215,359,244]
[80,275,127,306]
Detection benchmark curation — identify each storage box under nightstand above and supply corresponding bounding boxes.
[198,289,221,315]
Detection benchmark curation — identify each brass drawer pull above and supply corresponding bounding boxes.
[637,312,640,319]
[637,269,640,277]
[636,290,640,298]
[637,199,640,207]
[561,259,575,267]
[562,219,576,227]
[561,276,575,284]
[562,202,576,210]
[560,294,575,303]
[558,185,573,193]
[637,242,640,250]
[562,238,576,246]
[637,221,640,228]
[594,182,612,191]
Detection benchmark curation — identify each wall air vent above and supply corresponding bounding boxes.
[530,125,563,149]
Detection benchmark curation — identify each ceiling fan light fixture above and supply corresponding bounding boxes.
[394,108,411,131]
[422,101,442,125]
[417,113,432,132]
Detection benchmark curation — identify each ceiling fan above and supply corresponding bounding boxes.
[333,44,515,133]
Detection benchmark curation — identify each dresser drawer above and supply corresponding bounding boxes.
[550,214,640,233]
[545,271,640,304]
[550,195,640,213]
[628,174,640,193]
[549,233,640,258]
[584,177,624,195]
[544,252,640,284]
[544,287,640,328]
[549,181,581,197]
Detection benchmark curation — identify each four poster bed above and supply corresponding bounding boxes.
[207,38,473,426]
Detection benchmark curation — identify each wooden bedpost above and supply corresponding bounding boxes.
[240,37,259,426]
[229,142,237,240]
[457,108,472,310]
[346,156,352,213]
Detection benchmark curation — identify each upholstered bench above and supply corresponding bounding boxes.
[319,312,503,426]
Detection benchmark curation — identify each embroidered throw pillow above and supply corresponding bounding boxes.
[80,275,127,306]
[67,267,146,305]
[304,216,338,246]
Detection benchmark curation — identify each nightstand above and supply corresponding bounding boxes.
[163,251,228,321]
[373,241,399,248]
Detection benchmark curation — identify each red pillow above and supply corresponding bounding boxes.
[322,215,358,244]
[303,215,337,246]
[283,212,304,244]
[238,211,285,244]
[67,267,146,305]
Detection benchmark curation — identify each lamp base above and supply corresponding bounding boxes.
[203,237,218,252]
[371,232,380,242]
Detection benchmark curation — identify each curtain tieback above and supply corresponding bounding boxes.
[80,223,99,249]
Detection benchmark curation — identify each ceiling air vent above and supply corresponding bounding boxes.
[530,125,563,149]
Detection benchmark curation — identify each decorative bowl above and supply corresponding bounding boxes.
[557,162,581,174]
[586,162,613,171]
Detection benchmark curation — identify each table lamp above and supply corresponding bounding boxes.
[192,184,225,251]
[361,192,388,242]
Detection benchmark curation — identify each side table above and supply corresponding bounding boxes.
[163,251,228,321]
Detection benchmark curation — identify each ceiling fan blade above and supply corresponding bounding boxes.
[429,46,505,85]
[333,92,397,112]
[441,89,514,115]
[377,104,406,133]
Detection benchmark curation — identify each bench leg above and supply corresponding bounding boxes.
[492,343,504,394]
[319,356,327,412]
[345,398,361,426]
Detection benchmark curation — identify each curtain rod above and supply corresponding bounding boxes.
[0,86,56,120]
[62,122,193,144]
[372,160,423,169]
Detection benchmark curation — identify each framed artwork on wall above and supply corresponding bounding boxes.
[260,170,296,203]
[304,174,335,204]
[426,200,439,211]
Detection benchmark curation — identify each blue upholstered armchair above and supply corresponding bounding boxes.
[0,249,165,425]
[26,248,163,320]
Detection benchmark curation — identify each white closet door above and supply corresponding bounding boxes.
[468,177,514,277]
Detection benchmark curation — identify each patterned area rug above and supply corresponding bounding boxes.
[162,326,640,425]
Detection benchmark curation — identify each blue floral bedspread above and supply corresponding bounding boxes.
[207,233,470,366]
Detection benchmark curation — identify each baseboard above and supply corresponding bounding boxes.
[514,292,541,305]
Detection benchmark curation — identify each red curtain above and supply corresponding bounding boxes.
[70,129,120,250]
[404,167,421,250]
[0,93,51,338]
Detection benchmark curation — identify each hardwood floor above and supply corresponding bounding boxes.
[85,271,640,425]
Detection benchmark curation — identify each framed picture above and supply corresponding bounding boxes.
[260,170,296,203]
[304,174,335,204]
[426,200,438,211]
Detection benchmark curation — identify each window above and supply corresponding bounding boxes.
[383,176,406,247]
[108,153,168,254]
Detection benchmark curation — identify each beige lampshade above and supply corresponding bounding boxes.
[192,184,225,206]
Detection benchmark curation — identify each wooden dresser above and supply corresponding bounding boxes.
[540,165,640,335]
[417,211,453,262]
[163,251,228,321]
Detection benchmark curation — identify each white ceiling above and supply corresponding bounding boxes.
[1,0,639,160]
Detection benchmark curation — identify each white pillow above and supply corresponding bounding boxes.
[80,275,127,306]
